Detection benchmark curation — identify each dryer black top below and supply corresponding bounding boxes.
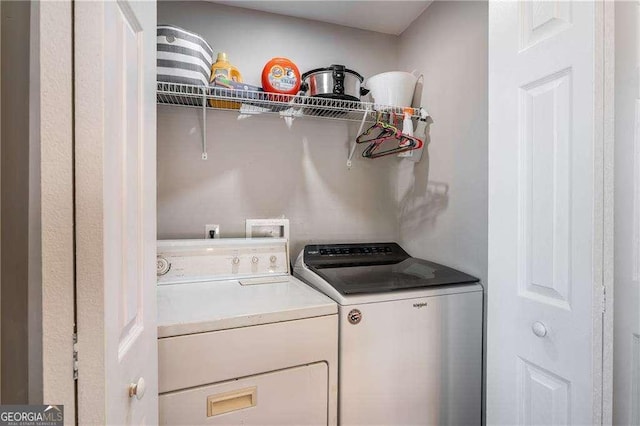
[303,243,479,295]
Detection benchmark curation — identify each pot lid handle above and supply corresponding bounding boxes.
[302,65,364,82]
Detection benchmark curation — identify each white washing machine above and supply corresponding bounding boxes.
[294,242,483,426]
[156,238,338,425]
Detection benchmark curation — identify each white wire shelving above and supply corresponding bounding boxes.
[156,82,427,162]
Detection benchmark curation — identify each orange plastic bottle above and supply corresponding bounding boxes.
[209,52,243,108]
[210,52,242,83]
[261,57,301,95]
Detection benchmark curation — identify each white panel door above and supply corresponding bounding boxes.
[488,1,606,424]
[75,0,157,424]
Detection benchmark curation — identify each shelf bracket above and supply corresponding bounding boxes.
[347,105,371,168]
[201,92,208,160]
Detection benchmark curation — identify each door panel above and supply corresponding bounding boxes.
[520,1,572,50]
[112,0,144,356]
[488,1,605,424]
[518,358,570,425]
[75,0,157,424]
[519,69,572,310]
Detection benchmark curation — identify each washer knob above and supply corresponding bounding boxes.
[270,255,277,263]
[232,257,240,265]
[252,256,259,264]
[157,257,171,276]
[348,309,362,325]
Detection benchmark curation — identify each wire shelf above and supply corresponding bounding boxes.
[157,82,421,122]
[157,81,430,165]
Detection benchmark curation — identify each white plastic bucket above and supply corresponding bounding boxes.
[365,70,421,108]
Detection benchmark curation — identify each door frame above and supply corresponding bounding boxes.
[73,1,109,419]
[600,0,615,422]
[38,0,76,418]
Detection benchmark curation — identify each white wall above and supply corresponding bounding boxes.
[397,2,487,420]
[157,1,489,264]
[157,2,401,257]
[396,1,488,282]
[157,1,489,415]
[613,2,638,424]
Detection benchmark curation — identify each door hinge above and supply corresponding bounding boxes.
[73,332,78,380]
[602,286,607,314]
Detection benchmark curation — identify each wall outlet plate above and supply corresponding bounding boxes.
[245,218,289,241]
[205,224,220,239]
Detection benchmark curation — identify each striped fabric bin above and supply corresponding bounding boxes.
[157,25,214,87]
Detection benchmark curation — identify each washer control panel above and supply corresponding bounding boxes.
[157,238,289,285]
[304,242,409,267]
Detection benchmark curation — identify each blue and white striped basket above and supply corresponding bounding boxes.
[157,24,213,87]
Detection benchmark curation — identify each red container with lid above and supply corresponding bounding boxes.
[262,57,301,95]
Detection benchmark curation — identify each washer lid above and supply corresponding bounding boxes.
[157,275,337,338]
[309,257,479,295]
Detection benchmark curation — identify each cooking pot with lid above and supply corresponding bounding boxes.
[301,64,369,101]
